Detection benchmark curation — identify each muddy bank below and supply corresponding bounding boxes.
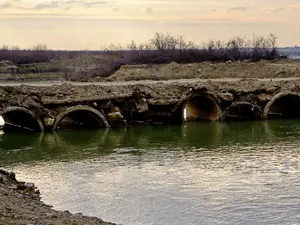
[1,78,300,109]
[1,59,299,83]
[105,59,300,82]
[0,169,115,225]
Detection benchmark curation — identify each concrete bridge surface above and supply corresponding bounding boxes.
[1,78,300,132]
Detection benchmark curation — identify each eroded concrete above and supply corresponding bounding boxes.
[1,78,300,131]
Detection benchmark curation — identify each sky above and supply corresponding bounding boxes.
[0,0,299,50]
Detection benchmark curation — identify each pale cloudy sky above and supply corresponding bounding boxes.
[0,0,299,49]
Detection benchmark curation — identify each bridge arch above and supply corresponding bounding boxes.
[182,92,221,122]
[263,92,300,119]
[221,102,262,121]
[52,105,110,130]
[0,106,44,132]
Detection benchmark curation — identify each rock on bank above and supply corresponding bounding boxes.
[0,169,115,225]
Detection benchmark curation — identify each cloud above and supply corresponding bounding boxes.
[0,0,60,10]
[0,0,21,9]
[32,0,116,10]
[0,2,13,9]
[227,6,248,12]
[65,0,81,4]
[138,0,203,2]
[273,7,284,12]
[0,0,115,11]
[34,1,60,10]
[146,7,154,14]
[288,3,300,9]
[83,1,115,8]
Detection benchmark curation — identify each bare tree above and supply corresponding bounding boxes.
[269,33,277,49]
[150,33,179,51]
[59,57,74,81]
[0,44,9,50]
[32,44,48,51]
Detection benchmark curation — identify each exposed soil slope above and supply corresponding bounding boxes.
[106,59,300,81]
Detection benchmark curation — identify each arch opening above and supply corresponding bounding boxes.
[0,107,44,132]
[182,94,220,122]
[53,106,109,130]
[264,93,300,119]
[221,102,262,121]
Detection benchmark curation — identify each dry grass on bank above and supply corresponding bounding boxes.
[0,33,281,82]
[103,59,300,82]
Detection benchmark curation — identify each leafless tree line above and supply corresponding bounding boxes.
[0,33,280,81]
[120,32,279,63]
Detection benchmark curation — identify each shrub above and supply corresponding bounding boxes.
[0,33,280,81]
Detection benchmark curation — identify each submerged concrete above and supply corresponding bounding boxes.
[52,105,110,130]
[1,78,300,131]
[221,102,262,121]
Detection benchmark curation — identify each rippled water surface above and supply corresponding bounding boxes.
[1,120,300,225]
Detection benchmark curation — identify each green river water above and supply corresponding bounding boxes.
[0,120,299,225]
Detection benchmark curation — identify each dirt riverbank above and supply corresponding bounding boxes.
[1,59,299,83]
[104,59,300,81]
[0,169,115,225]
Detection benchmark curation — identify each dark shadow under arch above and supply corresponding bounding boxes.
[221,102,262,121]
[52,105,110,130]
[263,92,300,119]
[0,106,44,132]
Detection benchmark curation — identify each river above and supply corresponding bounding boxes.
[0,120,299,225]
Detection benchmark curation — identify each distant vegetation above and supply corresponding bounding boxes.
[0,33,280,81]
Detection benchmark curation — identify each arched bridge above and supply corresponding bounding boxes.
[1,78,300,132]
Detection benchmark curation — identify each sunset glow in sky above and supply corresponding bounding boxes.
[0,0,299,49]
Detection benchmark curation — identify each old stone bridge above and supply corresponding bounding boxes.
[0,78,300,132]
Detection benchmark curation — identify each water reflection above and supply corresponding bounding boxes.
[1,120,300,225]
[0,132,42,150]
[1,120,300,166]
